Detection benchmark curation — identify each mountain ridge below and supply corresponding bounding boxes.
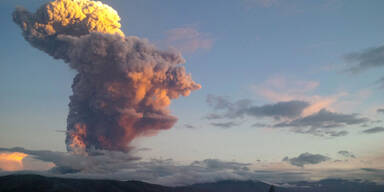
[0,174,383,192]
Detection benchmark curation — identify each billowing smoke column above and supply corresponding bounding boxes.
[13,0,201,153]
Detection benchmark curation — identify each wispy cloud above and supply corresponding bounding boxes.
[344,44,384,89]
[206,94,309,120]
[164,27,213,54]
[184,124,196,129]
[275,109,369,137]
[251,76,339,117]
[211,121,240,129]
[206,93,369,137]
[362,127,384,134]
[345,45,384,73]
[338,150,356,159]
[375,77,384,89]
[252,76,374,117]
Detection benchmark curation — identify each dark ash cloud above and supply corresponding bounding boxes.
[13,0,201,153]
[338,150,356,158]
[362,127,384,134]
[275,109,369,137]
[206,95,309,120]
[283,153,330,167]
[211,122,239,129]
[345,45,384,73]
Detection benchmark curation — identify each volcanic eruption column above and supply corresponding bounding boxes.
[13,0,201,153]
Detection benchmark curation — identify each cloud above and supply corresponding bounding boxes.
[164,27,213,54]
[275,109,369,137]
[375,77,384,88]
[184,124,196,129]
[251,123,270,128]
[378,108,384,114]
[253,76,319,102]
[2,147,384,185]
[326,130,348,137]
[210,122,239,129]
[252,76,340,117]
[344,45,384,90]
[245,101,310,119]
[0,147,257,186]
[345,45,384,73]
[0,152,28,171]
[206,95,309,120]
[283,153,331,167]
[206,95,368,137]
[362,127,384,134]
[361,168,384,174]
[338,151,356,159]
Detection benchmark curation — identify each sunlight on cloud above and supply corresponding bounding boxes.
[0,152,27,171]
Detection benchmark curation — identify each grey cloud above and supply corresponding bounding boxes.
[377,108,384,114]
[345,45,384,73]
[245,100,309,119]
[191,159,250,171]
[206,95,309,120]
[0,147,255,186]
[251,123,270,127]
[361,168,384,173]
[275,109,369,137]
[205,113,224,120]
[375,77,384,88]
[326,130,348,137]
[184,124,196,129]
[211,122,239,129]
[283,153,331,167]
[362,127,384,134]
[338,150,356,158]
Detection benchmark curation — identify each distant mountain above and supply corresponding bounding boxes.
[0,174,383,192]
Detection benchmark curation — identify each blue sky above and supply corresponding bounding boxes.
[1,0,384,183]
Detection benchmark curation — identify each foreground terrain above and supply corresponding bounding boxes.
[0,174,383,192]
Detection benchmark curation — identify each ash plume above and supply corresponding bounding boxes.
[13,0,201,153]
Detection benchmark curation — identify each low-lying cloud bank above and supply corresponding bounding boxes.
[1,147,383,186]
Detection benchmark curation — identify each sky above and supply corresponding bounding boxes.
[0,0,384,186]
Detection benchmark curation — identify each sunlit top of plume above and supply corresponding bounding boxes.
[13,0,201,154]
[15,0,123,36]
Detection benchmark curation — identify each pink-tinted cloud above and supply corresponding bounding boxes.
[164,27,213,54]
[252,76,342,117]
